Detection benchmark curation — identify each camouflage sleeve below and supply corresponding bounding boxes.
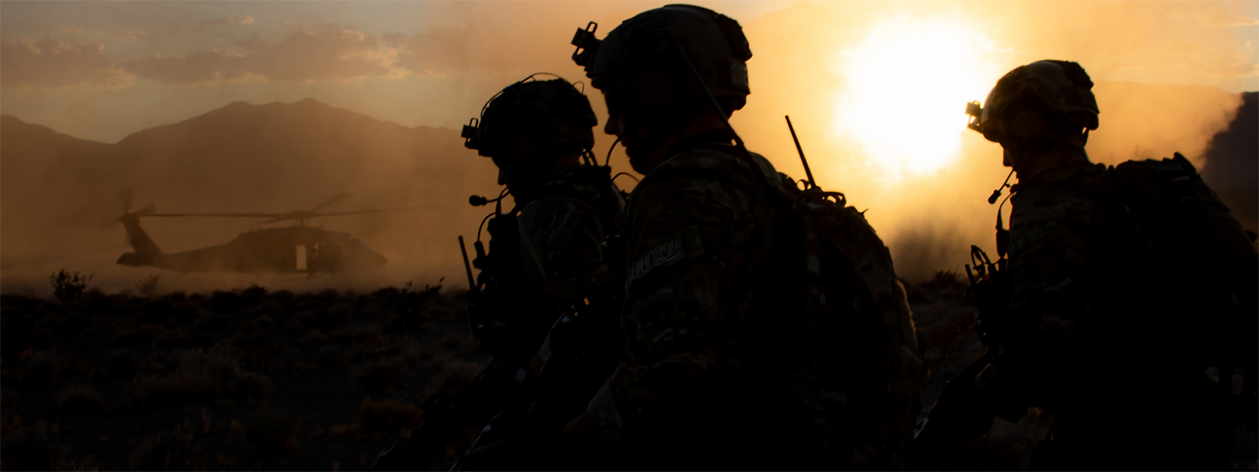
[976,178,1104,416]
[516,195,607,305]
[588,150,775,442]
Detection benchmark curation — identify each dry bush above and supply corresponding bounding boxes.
[56,384,103,417]
[315,346,345,371]
[99,349,137,379]
[0,435,74,471]
[133,350,272,406]
[355,357,405,394]
[110,325,161,347]
[192,311,230,331]
[49,269,93,303]
[136,274,162,297]
[295,304,355,333]
[440,331,465,350]
[17,350,61,384]
[326,323,382,344]
[1,386,17,412]
[246,407,302,458]
[356,398,424,436]
[428,357,483,396]
[129,431,200,471]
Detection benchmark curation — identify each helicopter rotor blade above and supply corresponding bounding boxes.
[142,212,287,218]
[134,204,157,216]
[306,207,420,218]
[310,193,352,213]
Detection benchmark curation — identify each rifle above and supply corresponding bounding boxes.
[909,245,1013,468]
[370,316,556,470]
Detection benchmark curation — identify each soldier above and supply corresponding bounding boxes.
[461,75,626,360]
[913,60,1257,470]
[483,5,923,470]
[372,76,626,470]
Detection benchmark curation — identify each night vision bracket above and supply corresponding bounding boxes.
[571,22,600,69]
[965,101,983,133]
[461,118,480,150]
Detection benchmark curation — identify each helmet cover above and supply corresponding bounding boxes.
[467,77,598,169]
[969,60,1099,143]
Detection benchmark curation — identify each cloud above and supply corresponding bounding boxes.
[0,37,129,89]
[201,15,256,26]
[122,25,392,85]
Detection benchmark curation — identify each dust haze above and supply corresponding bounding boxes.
[2,0,1254,293]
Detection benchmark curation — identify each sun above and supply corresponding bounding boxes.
[832,16,1000,179]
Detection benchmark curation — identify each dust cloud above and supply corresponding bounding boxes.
[1,0,1253,293]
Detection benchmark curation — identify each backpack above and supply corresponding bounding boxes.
[774,178,926,466]
[1101,153,1257,369]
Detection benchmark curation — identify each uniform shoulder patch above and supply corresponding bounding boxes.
[1008,220,1061,259]
[626,226,705,285]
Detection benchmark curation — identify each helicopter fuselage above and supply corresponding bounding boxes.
[116,220,387,274]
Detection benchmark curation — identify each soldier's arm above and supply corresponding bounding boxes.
[976,183,1104,417]
[517,196,607,304]
[590,152,770,440]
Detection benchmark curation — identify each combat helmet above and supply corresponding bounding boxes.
[461,75,597,172]
[571,4,753,113]
[966,60,1099,143]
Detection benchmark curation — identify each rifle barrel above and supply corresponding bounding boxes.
[785,115,816,188]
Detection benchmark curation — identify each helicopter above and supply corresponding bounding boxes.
[104,189,400,274]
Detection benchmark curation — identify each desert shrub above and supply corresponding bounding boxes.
[440,331,466,350]
[356,398,424,435]
[326,323,382,344]
[40,312,91,337]
[207,290,246,313]
[355,357,405,394]
[314,346,345,371]
[429,357,483,396]
[241,283,268,301]
[137,274,162,297]
[110,325,161,347]
[192,311,229,331]
[138,299,173,325]
[0,310,51,358]
[1,386,18,412]
[294,304,354,333]
[2,435,58,471]
[246,407,302,458]
[19,350,61,384]
[49,269,93,302]
[129,431,200,471]
[133,349,272,406]
[100,349,138,379]
[56,384,104,417]
[928,270,968,291]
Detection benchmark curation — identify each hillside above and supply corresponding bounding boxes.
[1,101,499,293]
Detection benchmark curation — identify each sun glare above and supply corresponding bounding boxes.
[832,17,1000,179]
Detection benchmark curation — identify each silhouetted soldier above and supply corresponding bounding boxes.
[458,5,922,470]
[913,60,1258,470]
[372,76,626,470]
[461,76,626,362]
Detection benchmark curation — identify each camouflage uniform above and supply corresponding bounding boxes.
[511,165,622,326]
[469,160,627,377]
[975,160,1239,470]
[580,135,861,468]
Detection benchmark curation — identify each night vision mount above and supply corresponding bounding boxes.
[965,100,983,133]
[571,22,600,69]
[461,118,481,150]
